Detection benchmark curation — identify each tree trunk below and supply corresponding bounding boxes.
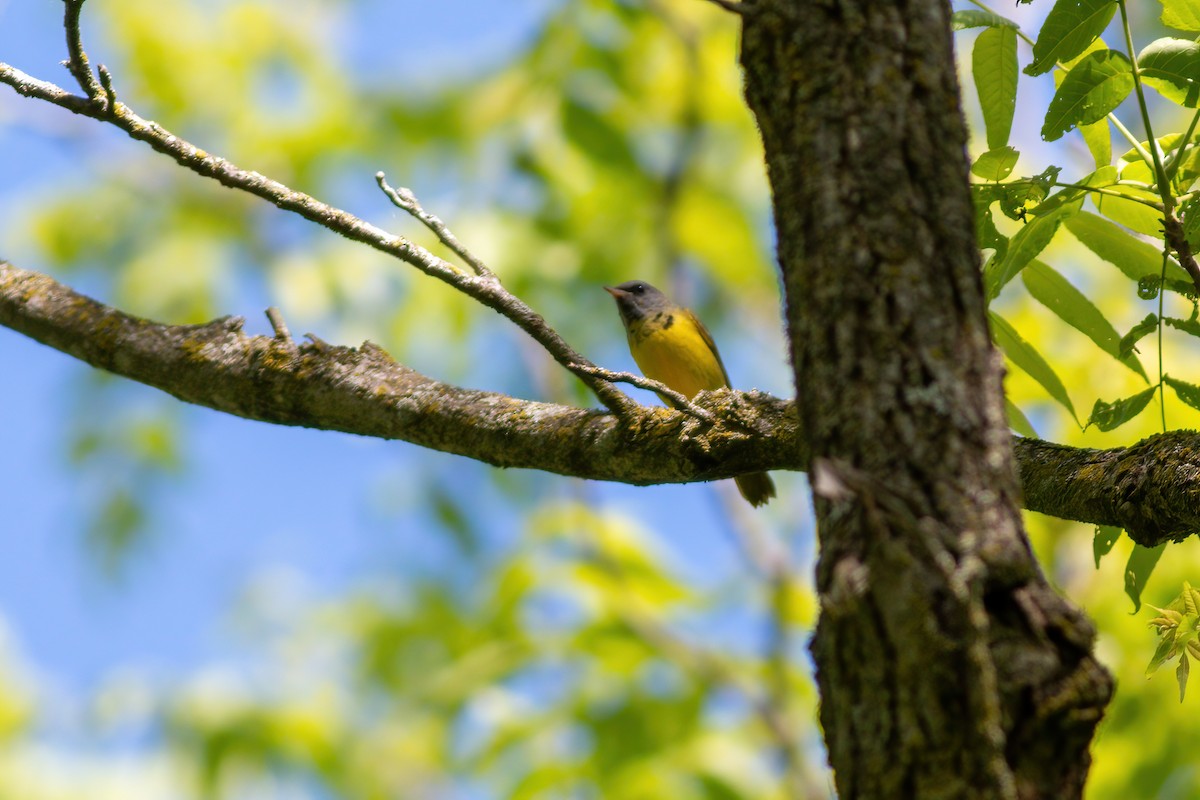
[738,1,1113,797]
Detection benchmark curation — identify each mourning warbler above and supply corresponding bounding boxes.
[604,280,775,507]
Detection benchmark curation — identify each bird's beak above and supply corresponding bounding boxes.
[604,286,628,300]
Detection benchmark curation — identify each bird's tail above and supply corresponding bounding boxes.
[735,472,776,507]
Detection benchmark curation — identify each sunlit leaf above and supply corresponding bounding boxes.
[1139,38,1200,107]
[1165,375,1200,410]
[1080,118,1112,167]
[984,204,1079,300]
[1065,211,1183,281]
[1026,0,1118,76]
[1126,543,1167,611]
[1042,50,1134,142]
[974,27,1018,149]
[1093,183,1165,237]
[989,312,1079,420]
[1162,0,1200,32]
[1147,626,1180,675]
[972,146,1020,181]
[1119,314,1159,359]
[1087,386,1157,431]
[1021,260,1148,379]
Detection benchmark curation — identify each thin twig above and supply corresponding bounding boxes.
[265,307,292,341]
[96,63,117,114]
[568,362,715,423]
[61,0,103,105]
[375,173,496,280]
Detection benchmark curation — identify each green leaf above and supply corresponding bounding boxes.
[1126,543,1167,612]
[1087,385,1157,431]
[1094,524,1121,567]
[989,312,1079,420]
[1022,259,1148,379]
[1165,375,1200,410]
[1026,0,1118,76]
[1006,398,1038,437]
[1166,138,1200,190]
[1182,196,1200,249]
[1065,211,1184,282]
[1178,650,1191,701]
[1042,50,1134,142]
[1139,38,1200,107]
[1147,627,1179,675]
[974,27,1019,149]
[1162,0,1200,32]
[1119,313,1159,359]
[973,166,1063,222]
[975,200,1009,258]
[1095,184,1167,237]
[1079,118,1112,167]
[1164,315,1200,336]
[952,9,1020,30]
[984,204,1079,300]
[972,146,1020,181]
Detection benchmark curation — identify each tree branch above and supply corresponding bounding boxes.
[0,262,795,485]
[4,261,1200,542]
[1015,434,1200,547]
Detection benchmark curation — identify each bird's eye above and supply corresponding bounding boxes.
[632,284,644,293]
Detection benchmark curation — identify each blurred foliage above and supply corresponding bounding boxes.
[6,0,1200,797]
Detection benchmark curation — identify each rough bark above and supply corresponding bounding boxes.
[739,1,1112,797]
[1016,433,1200,547]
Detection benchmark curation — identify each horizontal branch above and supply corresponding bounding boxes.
[4,261,1200,543]
[0,262,797,485]
[1015,435,1200,547]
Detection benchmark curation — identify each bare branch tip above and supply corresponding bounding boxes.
[97,63,117,112]
[304,332,331,352]
[265,306,292,341]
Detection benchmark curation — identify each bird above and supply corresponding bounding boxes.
[604,280,775,507]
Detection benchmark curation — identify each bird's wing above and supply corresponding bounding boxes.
[684,309,732,387]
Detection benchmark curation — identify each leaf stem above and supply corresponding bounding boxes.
[1050,180,1164,210]
[1119,0,1173,211]
[1109,113,1153,165]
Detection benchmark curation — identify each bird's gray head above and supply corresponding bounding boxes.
[604,280,672,327]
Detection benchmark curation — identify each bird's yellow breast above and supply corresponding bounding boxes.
[626,312,728,400]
